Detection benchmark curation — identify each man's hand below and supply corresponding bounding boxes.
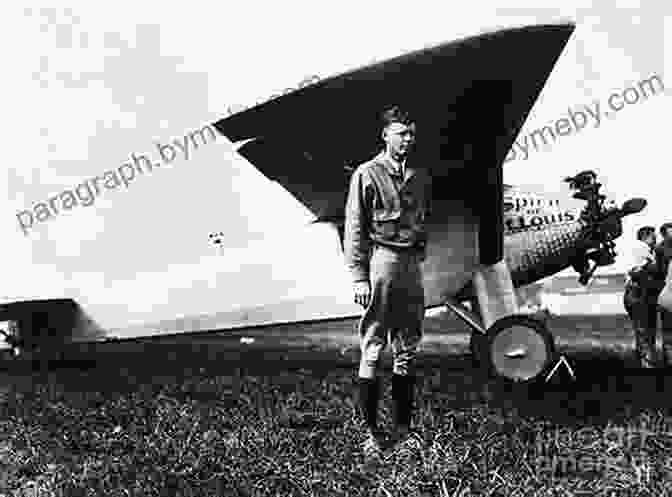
[353,281,371,308]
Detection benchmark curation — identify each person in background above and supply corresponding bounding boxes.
[655,222,672,366]
[624,226,658,367]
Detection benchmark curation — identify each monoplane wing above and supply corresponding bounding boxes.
[213,23,574,268]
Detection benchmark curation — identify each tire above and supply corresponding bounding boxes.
[481,314,556,385]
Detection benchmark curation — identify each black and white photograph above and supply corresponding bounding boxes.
[1,2,671,495]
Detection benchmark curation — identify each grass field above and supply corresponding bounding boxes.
[2,313,672,496]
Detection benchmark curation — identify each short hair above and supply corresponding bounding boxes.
[637,226,656,241]
[660,223,672,236]
[380,106,413,129]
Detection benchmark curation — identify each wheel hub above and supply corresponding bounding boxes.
[490,324,549,381]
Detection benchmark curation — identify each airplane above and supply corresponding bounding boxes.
[210,22,646,384]
[0,21,648,385]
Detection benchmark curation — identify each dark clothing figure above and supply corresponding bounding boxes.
[624,240,658,367]
[624,282,658,368]
[655,239,672,365]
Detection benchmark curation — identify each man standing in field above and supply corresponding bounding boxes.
[344,106,432,463]
[624,226,659,367]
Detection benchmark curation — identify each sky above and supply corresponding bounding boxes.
[501,7,670,273]
[0,1,670,327]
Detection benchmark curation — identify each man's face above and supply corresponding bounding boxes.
[383,122,415,158]
[664,227,672,242]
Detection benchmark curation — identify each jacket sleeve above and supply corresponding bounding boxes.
[630,258,658,287]
[344,168,372,283]
[655,245,667,279]
[649,245,667,293]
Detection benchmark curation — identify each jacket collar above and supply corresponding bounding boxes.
[377,151,414,183]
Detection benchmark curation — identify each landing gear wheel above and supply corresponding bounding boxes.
[482,315,556,385]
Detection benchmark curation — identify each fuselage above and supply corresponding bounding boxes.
[503,186,585,287]
[451,184,615,303]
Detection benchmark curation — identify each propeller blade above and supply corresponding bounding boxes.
[620,198,647,216]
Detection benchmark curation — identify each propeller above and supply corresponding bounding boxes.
[565,171,648,285]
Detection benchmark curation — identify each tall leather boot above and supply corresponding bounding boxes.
[392,373,415,431]
[357,376,384,464]
[357,376,380,431]
[391,374,423,460]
